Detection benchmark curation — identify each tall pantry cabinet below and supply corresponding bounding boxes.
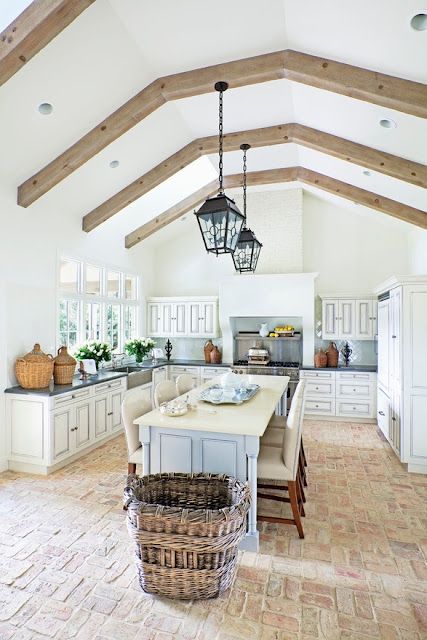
[376,277,427,473]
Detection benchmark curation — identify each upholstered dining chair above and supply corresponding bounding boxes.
[121,387,152,474]
[176,373,195,395]
[257,380,306,538]
[153,379,178,408]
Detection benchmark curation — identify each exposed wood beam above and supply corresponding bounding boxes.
[18,50,427,207]
[83,123,427,232]
[125,167,427,248]
[0,0,95,87]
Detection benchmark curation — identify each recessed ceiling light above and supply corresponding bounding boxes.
[379,118,397,129]
[109,160,120,168]
[410,13,427,31]
[363,170,371,176]
[38,102,53,115]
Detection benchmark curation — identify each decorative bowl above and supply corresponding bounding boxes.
[159,401,188,417]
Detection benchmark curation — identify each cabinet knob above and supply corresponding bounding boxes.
[70,427,76,432]
[353,388,356,391]
[315,404,319,408]
[107,412,113,416]
[392,335,397,339]
[391,416,396,421]
[315,386,319,390]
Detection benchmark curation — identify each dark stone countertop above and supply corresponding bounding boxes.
[302,364,377,372]
[4,360,232,397]
[4,370,128,397]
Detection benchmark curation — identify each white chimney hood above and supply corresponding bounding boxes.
[219,273,318,366]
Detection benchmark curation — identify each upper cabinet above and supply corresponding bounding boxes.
[147,297,218,338]
[321,297,377,340]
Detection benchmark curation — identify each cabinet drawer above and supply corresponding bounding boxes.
[169,366,199,375]
[301,370,334,380]
[305,381,335,396]
[94,378,125,394]
[305,399,335,415]
[337,371,374,381]
[53,388,90,408]
[336,382,373,398]
[201,367,229,377]
[337,400,372,417]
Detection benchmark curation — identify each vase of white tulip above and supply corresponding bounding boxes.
[124,338,156,363]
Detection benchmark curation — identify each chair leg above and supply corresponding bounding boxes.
[296,475,306,517]
[299,451,308,487]
[127,462,136,474]
[288,480,305,538]
[301,438,307,467]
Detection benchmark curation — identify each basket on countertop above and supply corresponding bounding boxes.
[15,343,54,389]
[53,346,77,385]
[124,472,251,600]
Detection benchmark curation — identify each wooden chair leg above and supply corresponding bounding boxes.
[299,451,308,487]
[288,480,304,538]
[127,462,136,474]
[301,438,307,467]
[296,476,305,517]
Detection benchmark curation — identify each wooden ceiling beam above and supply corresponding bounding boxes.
[0,0,95,87]
[18,49,427,207]
[125,167,427,248]
[83,122,427,232]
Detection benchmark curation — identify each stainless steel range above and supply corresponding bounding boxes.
[232,360,300,415]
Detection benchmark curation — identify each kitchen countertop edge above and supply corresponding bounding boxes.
[302,365,378,372]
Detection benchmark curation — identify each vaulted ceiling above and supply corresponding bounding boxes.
[0,0,426,249]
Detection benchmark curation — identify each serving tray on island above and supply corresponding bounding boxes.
[200,384,260,405]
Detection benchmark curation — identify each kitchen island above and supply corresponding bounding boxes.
[134,374,289,552]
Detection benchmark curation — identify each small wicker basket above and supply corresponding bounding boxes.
[15,343,54,390]
[53,346,77,385]
[124,472,251,600]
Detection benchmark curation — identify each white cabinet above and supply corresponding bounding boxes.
[376,277,427,473]
[200,366,230,382]
[301,369,377,419]
[147,297,218,338]
[6,376,127,474]
[321,297,376,340]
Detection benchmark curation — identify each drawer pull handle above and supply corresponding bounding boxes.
[378,411,385,416]
[107,412,113,416]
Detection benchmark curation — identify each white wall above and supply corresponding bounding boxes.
[151,189,303,296]
[0,185,154,472]
[302,193,411,294]
[152,188,411,298]
[408,228,427,275]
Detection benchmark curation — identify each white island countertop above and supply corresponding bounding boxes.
[134,374,289,437]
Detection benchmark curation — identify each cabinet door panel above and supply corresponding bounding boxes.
[322,300,339,339]
[147,303,160,335]
[174,303,187,335]
[201,302,214,335]
[53,409,72,460]
[75,401,91,449]
[377,299,390,393]
[94,397,108,438]
[188,303,201,335]
[110,391,123,432]
[377,388,390,441]
[355,300,373,339]
[339,300,355,338]
[161,303,173,335]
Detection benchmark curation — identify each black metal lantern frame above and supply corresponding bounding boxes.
[232,143,263,273]
[194,82,245,255]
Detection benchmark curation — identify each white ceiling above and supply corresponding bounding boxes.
[0,0,425,247]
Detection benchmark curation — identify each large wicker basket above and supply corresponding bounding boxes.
[53,346,77,385]
[124,472,251,600]
[15,343,54,389]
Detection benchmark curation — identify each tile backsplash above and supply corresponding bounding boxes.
[152,337,223,361]
[315,338,377,366]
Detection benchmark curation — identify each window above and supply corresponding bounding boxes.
[57,258,140,355]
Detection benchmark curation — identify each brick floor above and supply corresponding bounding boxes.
[0,420,426,639]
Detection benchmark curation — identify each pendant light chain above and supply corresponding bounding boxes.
[218,87,224,194]
[242,145,247,221]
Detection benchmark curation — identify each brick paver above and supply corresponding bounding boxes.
[0,420,426,639]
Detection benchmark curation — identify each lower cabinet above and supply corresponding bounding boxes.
[6,376,127,474]
[169,365,200,387]
[301,369,377,419]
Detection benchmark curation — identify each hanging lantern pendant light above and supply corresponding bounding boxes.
[194,82,245,255]
[232,144,263,273]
